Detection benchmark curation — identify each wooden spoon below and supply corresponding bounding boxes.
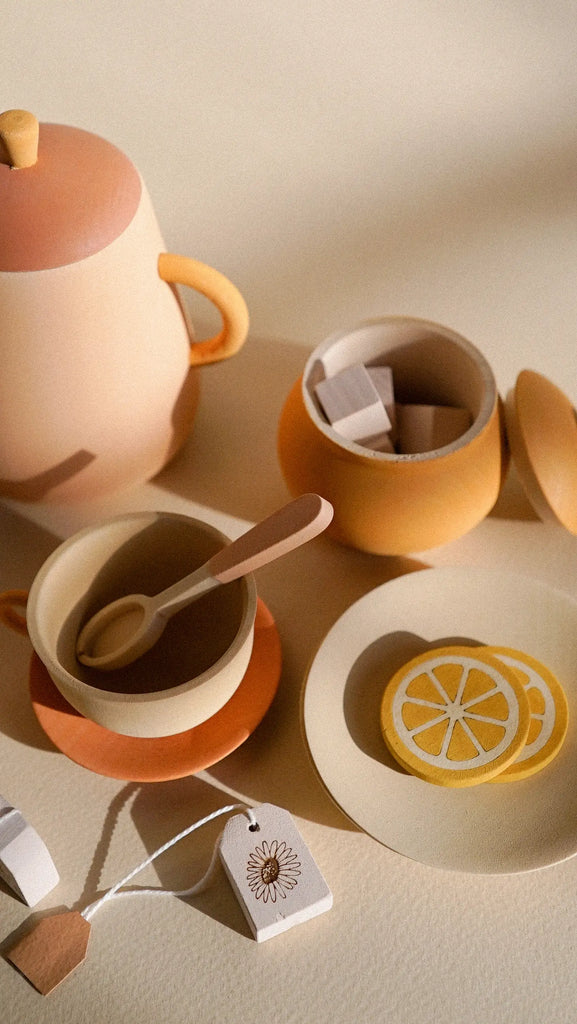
[76,493,333,671]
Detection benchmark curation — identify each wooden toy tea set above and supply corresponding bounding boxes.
[1,105,577,991]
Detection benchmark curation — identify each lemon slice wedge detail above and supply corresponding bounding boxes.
[380,645,532,787]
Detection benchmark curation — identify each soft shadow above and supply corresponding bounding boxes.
[0,652,54,751]
[0,507,62,750]
[64,778,253,942]
[57,515,246,697]
[205,672,354,836]
[490,460,540,522]
[209,551,431,828]
[0,505,61,589]
[235,129,577,350]
[154,335,306,522]
[344,631,488,769]
[60,780,246,946]
[0,450,96,503]
[72,783,141,915]
[129,776,251,938]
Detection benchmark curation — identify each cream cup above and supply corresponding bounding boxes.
[25,511,257,737]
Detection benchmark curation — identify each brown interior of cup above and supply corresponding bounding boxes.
[46,515,249,695]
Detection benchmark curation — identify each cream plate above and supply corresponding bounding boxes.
[302,566,577,874]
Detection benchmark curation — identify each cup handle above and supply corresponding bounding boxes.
[158,253,249,366]
[0,589,29,636]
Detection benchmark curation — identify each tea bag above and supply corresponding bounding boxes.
[8,911,91,995]
[6,802,332,994]
[220,803,332,941]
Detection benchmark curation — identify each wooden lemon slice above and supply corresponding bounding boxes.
[483,646,568,782]
[380,645,531,787]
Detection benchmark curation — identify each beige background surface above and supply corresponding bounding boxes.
[2,3,577,1022]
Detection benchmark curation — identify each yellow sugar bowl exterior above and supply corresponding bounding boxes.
[278,318,507,555]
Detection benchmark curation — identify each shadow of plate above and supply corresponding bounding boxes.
[344,632,486,769]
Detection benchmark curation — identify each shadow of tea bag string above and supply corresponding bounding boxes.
[7,803,332,995]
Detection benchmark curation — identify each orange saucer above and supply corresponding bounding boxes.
[29,599,281,781]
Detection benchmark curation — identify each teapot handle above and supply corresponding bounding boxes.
[0,589,29,636]
[158,253,249,366]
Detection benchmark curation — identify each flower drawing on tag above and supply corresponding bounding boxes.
[246,839,301,903]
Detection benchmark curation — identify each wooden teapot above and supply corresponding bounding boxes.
[0,110,249,503]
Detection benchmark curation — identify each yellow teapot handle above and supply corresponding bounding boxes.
[158,253,249,366]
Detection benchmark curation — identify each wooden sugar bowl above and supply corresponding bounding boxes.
[278,316,577,554]
[0,109,249,503]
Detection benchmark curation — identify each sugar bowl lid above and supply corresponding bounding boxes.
[505,369,577,534]
[0,109,141,271]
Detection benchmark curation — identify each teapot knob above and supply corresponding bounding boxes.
[0,109,39,169]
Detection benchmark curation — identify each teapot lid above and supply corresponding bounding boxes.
[0,110,142,271]
[505,369,577,534]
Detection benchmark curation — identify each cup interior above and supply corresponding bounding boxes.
[27,512,255,698]
[303,318,497,458]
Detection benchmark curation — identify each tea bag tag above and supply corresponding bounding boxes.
[6,802,331,995]
[7,910,91,995]
[219,803,332,942]
[0,797,59,907]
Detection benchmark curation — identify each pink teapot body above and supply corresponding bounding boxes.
[0,111,249,503]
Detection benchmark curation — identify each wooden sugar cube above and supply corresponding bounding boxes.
[314,363,392,444]
[307,359,326,392]
[395,403,472,454]
[366,365,397,433]
[361,429,396,453]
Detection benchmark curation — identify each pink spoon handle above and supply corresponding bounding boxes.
[207,493,333,584]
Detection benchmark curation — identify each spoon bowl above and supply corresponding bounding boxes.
[76,493,333,671]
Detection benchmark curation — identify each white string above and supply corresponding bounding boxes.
[81,802,252,922]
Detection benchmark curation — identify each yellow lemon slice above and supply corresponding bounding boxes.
[483,646,569,782]
[380,645,531,787]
